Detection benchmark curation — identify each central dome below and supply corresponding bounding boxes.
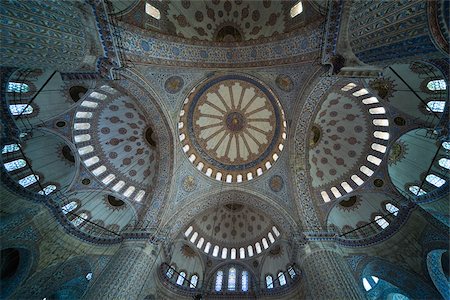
[179,74,286,183]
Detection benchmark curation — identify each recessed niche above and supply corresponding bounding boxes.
[309,125,322,147]
[224,203,244,211]
[339,196,357,208]
[62,145,75,163]
[1,248,20,280]
[215,25,243,42]
[108,195,125,207]
[69,86,88,102]
[394,117,406,126]
[81,178,91,185]
[56,121,66,128]
[374,179,384,187]
[145,127,157,148]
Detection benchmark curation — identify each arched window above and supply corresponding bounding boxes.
[290,1,303,18]
[427,79,447,91]
[190,232,198,243]
[62,201,78,214]
[426,101,446,112]
[166,266,175,279]
[255,242,262,254]
[7,82,29,93]
[85,272,93,281]
[239,247,245,259]
[38,184,57,195]
[247,245,254,257]
[362,276,379,291]
[4,159,26,171]
[222,247,228,259]
[212,245,219,257]
[196,237,204,249]
[385,203,399,216]
[18,174,39,187]
[190,274,198,288]
[72,212,88,227]
[409,185,426,196]
[2,144,20,154]
[268,232,275,243]
[426,174,446,187]
[184,226,193,237]
[176,271,186,285]
[215,270,223,291]
[374,215,389,229]
[272,226,280,237]
[287,266,296,278]
[9,104,33,116]
[443,142,450,150]
[266,275,274,289]
[228,267,236,291]
[230,248,236,259]
[241,271,249,292]
[439,158,450,169]
[262,238,269,249]
[278,272,286,286]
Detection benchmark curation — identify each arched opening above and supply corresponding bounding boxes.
[69,86,88,102]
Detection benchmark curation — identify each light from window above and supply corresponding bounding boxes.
[367,155,382,166]
[371,143,387,153]
[290,1,303,18]
[7,82,29,93]
[212,245,219,257]
[145,3,161,19]
[439,158,450,169]
[2,144,20,154]
[409,185,426,196]
[362,97,379,104]
[373,131,389,140]
[352,88,369,97]
[72,212,88,227]
[74,134,91,143]
[247,245,254,257]
[221,247,228,259]
[176,271,186,285]
[362,278,372,291]
[196,237,204,249]
[369,107,386,114]
[86,273,93,281]
[341,181,353,192]
[288,266,296,278]
[166,266,174,278]
[351,174,364,186]
[230,248,236,259]
[228,267,236,291]
[426,101,446,112]
[442,142,450,150]
[373,119,389,126]
[268,232,275,243]
[262,238,269,249]
[341,82,356,91]
[255,242,262,254]
[78,145,94,155]
[272,226,280,237]
[84,156,99,167]
[427,79,447,91]
[135,190,145,202]
[19,174,39,187]
[9,104,33,115]
[239,247,245,259]
[241,271,249,292]
[102,174,116,185]
[4,159,26,171]
[89,91,107,100]
[190,274,198,288]
[331,187,342,198]
[92,165,107,176]
[100,85,116,94]
[184,226,193,237]
[76,111,93,118]
[278,272,287,286]
[385,203,399,216]
[62,201,78,214]
[374,215,389,229]
[426,174,446,187]
[204,242,211,254]
[190,232,198,243]
[80,100,98,108]
[38,184,57,195]
[321,191,331,202]
[266,275,274,289]
[215,270,223,291]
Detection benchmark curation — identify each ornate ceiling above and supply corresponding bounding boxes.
[179,74,286,183]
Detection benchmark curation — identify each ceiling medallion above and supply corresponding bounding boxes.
[179,74,286,183]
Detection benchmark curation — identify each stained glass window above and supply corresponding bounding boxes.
[266,275,273,289]
[166,266,174,279]
[278,272,287,286]
[409,185,426,196]
[427,79,447,91]
[241,271,248,292]
[38,184,57,195]
[439,158,450,169]
[190,274,198,288]
[426,174,446,187]
[19,174,39,187]
[2,144,20,154]
[7,82,29,93]
[72,212,88,227]
[4,159,26,171]
[288,266,296,278]
[385,203,399,216]
[227,267,236,291]
[9,104,33,115]
[426,101,446,112]
[62,201,78,214]
[374,215,389,229]
[176,271,186,285]
[215,270,223,291]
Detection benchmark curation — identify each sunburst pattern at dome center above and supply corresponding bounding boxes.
[179,74,286,183]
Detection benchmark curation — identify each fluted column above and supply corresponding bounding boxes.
[300,245,365,300]
[83,239,158,300]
